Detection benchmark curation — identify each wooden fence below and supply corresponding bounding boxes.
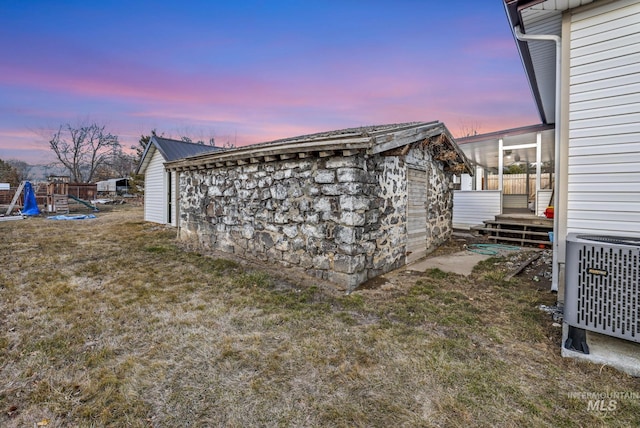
[486,173,553,195]
[1,183,98,207]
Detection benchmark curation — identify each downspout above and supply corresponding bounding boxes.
[513,25,561,292]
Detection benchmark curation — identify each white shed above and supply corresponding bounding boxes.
[137,137,221,225]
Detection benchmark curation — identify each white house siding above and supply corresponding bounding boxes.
[144,149,167,224]
[452,190,502,230]
[536,189,554,217]
[567,0,640,236]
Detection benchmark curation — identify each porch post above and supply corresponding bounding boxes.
[498,138,504,191]
[535,132,542,212]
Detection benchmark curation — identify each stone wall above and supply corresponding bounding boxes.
[178,144,454,289]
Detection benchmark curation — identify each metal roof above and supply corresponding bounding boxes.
[457,123,555,171]
[136,137,222,174]
[504,0,595,123]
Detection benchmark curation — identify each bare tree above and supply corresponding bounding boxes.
[48,123,121,183]
[456,119,482,138]
[6,159,32,181]
[0,158,21,186]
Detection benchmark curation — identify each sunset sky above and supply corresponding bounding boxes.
[0,0,539,164]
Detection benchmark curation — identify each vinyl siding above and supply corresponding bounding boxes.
[452,191,501,230]
[536,189,553,217]
[144,149,167,224]
[567,0,640,237]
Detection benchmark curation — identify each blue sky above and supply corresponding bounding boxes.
[0,0,538,164]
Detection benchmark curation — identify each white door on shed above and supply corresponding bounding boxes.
[406,167,429,264]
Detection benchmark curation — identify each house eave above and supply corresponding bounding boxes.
[504,0,596,124]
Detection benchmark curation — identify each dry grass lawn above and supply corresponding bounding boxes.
[1,206,639,427]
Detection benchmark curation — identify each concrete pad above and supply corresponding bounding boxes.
[562,325,640,377]
[406,250,490,276]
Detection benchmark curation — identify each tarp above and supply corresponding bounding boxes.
[47,214,97,220]
[22,181,40,216]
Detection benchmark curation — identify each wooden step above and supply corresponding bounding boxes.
[477,218,552,248]
[483,220,552,229]
[473,227,551,237]
[488,235,551,246]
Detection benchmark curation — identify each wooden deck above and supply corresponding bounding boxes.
[472,213,553,247]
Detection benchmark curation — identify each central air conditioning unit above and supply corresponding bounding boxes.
[564,233,640,353]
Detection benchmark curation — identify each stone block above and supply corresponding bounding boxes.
[264,223,279,233]
[337,167,368,183]
[360,241,376,255]
[313,197,335,213]
[312,255,331,270]
[208,186,223,197]
[284,160,312,170]
[340,211,366,227]
[242,224,255,239]
[291,237,305,251]
[298,199,310,212]
[334,225,356,244]
[337,243,363,256]
[338,182,364,195]
[307,185,321,196]
[320,211,339,223]
[270,183,288,200]
[314,169,335,184]
[308,269,325,279]
[321,240,337,253]
[237,189,253,200]
[242,164,259,173]
[255,209,272,222]
[274,212,289,224]
[339,195,370,211]
[258,177,274,188]
[321,184,341,196]
[301,223,324,239]
[216,241,236,254]
[299,253,314,268]
[325,156,364,169]
[274,238,289,252]
[296,169,313,179]
[365,209,379,224]
[266,247,282,261]
[325,270,368,290]
[282,251,300,265]
[333,254,366,274]
[258,232,274,249]
[282,225,298,238]
[288,182,303,198]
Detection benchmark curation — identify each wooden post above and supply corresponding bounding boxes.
[5,181,26,215]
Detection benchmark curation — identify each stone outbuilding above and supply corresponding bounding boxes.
[166,122,472,289]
